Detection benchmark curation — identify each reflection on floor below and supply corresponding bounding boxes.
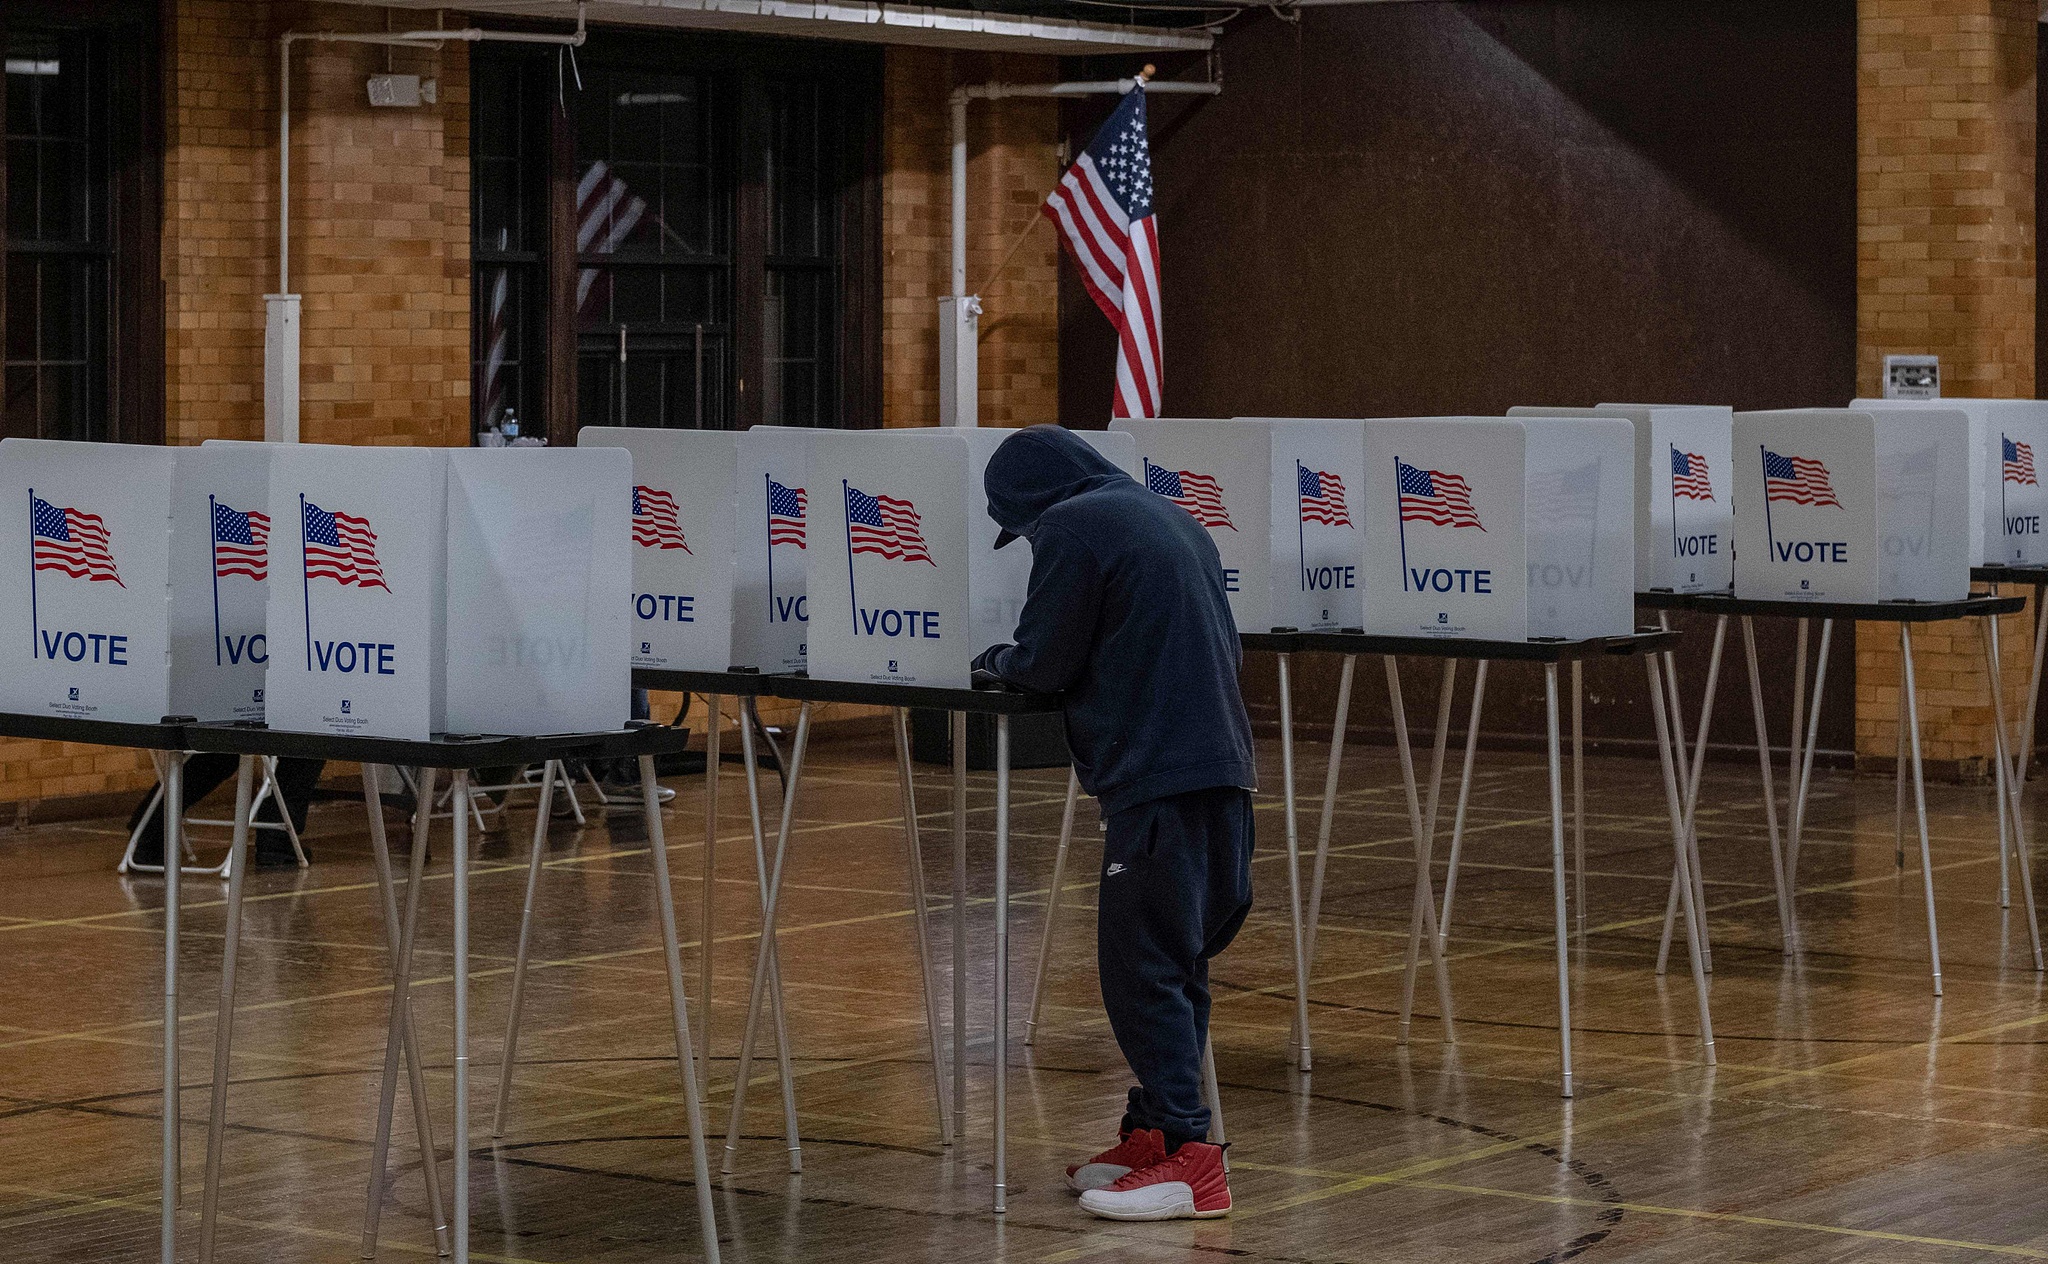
[1,726,2044,1263]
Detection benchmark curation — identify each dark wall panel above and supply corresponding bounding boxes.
[1060,0,1859,756]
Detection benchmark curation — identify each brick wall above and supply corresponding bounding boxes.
[1855,0,2037,773]
[881,46,1061,429]
[2,1,473,819]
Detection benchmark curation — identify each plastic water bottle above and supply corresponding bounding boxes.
[502,409,520,440]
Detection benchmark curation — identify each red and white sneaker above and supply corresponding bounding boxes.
[1078,1141,1231,1220]
[1066,1127,1168,1193]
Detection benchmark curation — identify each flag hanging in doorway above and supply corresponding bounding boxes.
[1043,85,1161,420]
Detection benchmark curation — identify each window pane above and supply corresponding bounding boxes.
[765,268,830,427]
[767,80,824,259]
[4,366,36,440]
[5,139,36,239]
[5,261,34,361]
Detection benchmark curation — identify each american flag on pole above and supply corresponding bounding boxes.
[302,501,389,590]
[31,496,122,585]
[768,479,807,548]
[1296,465,1352,527]
[632,485,692,552]
[1145,459,1234,529]
[1670,448,1715,501]
[1043,86,1161,420]
[2005,434,2038,486]
[1762,449,1843,508]
[845,484,934,564]
[212,502,271,581]
[1396,460,1484,530]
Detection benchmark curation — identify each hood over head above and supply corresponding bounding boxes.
[984,424,1133,548]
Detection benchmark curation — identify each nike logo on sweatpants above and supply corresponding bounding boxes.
[1105,863,1127,876]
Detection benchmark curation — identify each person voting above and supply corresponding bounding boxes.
[971,425,1252,1222]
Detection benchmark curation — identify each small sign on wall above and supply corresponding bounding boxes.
[1883,354,1940,400]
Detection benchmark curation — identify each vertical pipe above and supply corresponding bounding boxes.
[279,38,290,294]
[950,93,968,300]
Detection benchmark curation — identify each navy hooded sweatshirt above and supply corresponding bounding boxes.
[974,425,1256,816]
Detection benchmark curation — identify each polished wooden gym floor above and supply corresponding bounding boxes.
[2,718,2045,1262]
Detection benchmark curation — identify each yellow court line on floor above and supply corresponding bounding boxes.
[0,1181,567,1264]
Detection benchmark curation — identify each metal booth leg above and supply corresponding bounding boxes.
[196,756,256,1264]
[640,753,724,1264]
[894,708,953,1147]
[1438,661,1490,947]
[362,768,445,1260]
[1275,654,1313,1072]
[992,715,1012,1214]
[1571,659,1585,943]
[1025,766,1081,1048]
[701,696,722,1094]
[1389,658,1457,1049]
[1542,666,1574,1098]
[492,762,560,1138]
[1656,616,1726,975]
[1739,617,1795,948]
[1301,654,1356,1001]
[1786,619,1836,909]
[451,769,473,1263]
[1202,1034,1228,1174]
[161,750,185,1264]
[950,711,969,1133]
[1644,656,1718,1067]
[1984,616,2045,971]
[1900,626,1942,996]
[741,707,803,1171]
[1654,610,1713,975]
[723,704,813,1174]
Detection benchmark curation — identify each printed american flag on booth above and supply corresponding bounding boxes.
[768,479,807,548]
[845,484,934,564]
[212,501,271,581]
[1670,448,1715,501]
[1145,459,1235,529]
[302,500,389,590]
[2005,435,2038,486]
[1531,461,1601,525]
[1762,449,1843,508]
[1297,465,1353,527]
[1396,460,1484,530]
[1043,86,1161,420]
[31,496,122,585]
[633,485,692,552]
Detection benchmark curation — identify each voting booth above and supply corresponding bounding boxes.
[1731,408,1971,603]
[1254,418,1368,632]
[1851,397,2048,566]
[172,442,274,721]
[264,444,447,740]
[807,430,972,688]
[1360,417,1634,640]
[1115,417,1275,629]
[0,438,175,724]
[1509,404,1734,594]
[903,425,1141,652]
[734,426,826,673]
[579,427,739,673]
[444,448,631,735]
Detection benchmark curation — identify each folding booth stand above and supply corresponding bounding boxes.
[0,712,194,1264]
[1971,564,2048,914]
[184,720,717,1264]
[1634,592,2036,997]
[1259,629,1703,1097]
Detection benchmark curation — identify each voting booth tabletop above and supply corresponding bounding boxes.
[1634,590,2025,622]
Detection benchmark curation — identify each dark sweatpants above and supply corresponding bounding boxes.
[1098,784,1254,1151]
